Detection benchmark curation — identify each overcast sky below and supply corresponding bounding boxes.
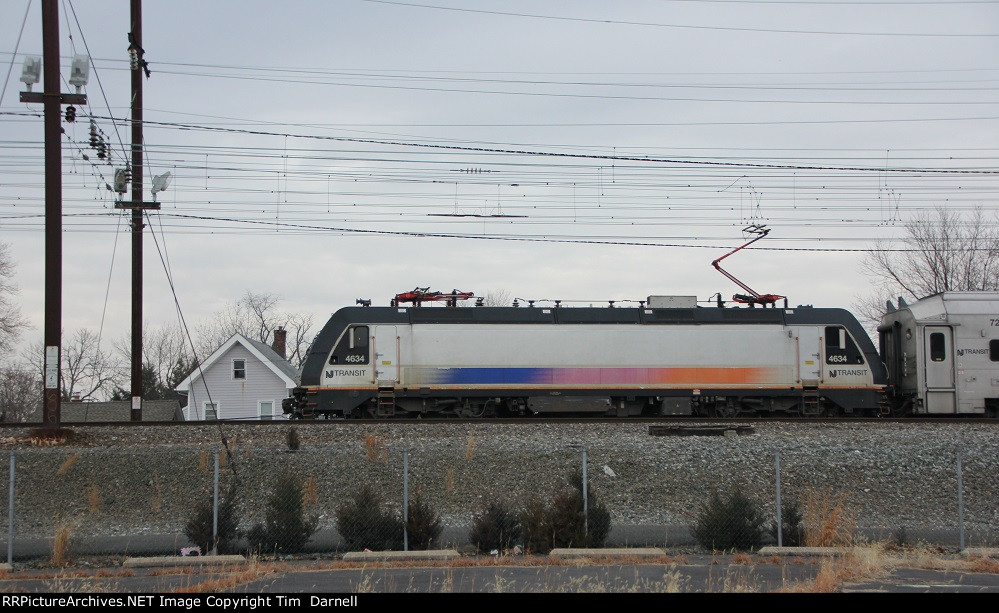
[1,0,997,353]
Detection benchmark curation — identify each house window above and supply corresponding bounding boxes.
[259,400,274,421]
[204,402,218,420]
[233,359,246,380]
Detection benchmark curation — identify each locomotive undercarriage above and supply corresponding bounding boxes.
[286,387,877,419]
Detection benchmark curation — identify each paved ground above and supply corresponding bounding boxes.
[1,550,998,593]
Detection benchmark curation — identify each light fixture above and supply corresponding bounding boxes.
[151,172,172,199]
[20,56,41,92]
[68,54,90,93]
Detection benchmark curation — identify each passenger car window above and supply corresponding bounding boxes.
[930,333,946,362]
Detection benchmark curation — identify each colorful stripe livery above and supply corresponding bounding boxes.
[408,366,784,386]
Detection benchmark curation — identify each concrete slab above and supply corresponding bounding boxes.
[758,546,852,556]
[122,555,247,568]
[341,549,461,562]
[549,547,667,559]
[962,548,999,559]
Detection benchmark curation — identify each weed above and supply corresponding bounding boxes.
[86,484,100,514]
[302,475,318,507]
[197,450,208,473]
[286,428,300,451]
[444,468,455,493]
[57,453,80,476]
[364,433,386,463]
[465,431,477,461]
[50,521,75,567]
[150,472,163,515]
[802,488,856,547]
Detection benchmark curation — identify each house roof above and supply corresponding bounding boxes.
[174,333,298,392]
[62,400,184,422]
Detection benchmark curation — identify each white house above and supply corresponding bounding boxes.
[175,329,297,421]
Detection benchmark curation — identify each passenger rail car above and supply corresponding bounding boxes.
[284,297,887,419]
[879,292,999,417]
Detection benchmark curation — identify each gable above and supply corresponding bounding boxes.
[175,334,297,391]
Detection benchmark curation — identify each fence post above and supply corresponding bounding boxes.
[403,446,409,552]
[7,452,13,564]
[957,450,965,551]
[582,448,588,538]
[775,450,783,548]
[211,450,219,555]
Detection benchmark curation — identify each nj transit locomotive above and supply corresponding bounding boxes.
[284,294,895,419]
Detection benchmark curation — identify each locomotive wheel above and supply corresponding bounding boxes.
[712,399,741,418]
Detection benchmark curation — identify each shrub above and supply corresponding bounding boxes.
[286,428,300,451]
[335,483,404,551]
[519,496,552,555]
[469,499,522,554]
[692,488,766,552]
[549,470,612,549]
[770,499,805,547]
[519,470,613,554]
[246,471,319,556]
[406,488,443,550]
[184,485,242,555]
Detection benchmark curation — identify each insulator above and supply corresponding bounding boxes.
[96,142,106,160]
[64,105,76,122]
[128,48,139,70]
[89,120,98,147]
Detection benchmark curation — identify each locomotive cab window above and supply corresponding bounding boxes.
[991,340,999,362]
[825,326,864,365]
[329,325,370,365]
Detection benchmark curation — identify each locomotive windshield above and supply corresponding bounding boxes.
[328,325,370,365]
[825,326,865,365]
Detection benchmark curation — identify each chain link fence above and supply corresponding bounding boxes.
[0,436,995,562]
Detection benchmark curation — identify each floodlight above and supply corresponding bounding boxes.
[151,172,172,198]
[114,168,129,194]
[68,55,90,92]
[20,56,41,92]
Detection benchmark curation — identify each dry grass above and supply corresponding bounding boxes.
[197,450,208,473]
[150,472,163,515]
[364,433,387,463]
[465,431,477,461]
[968,556,999,574]
[86,484,100,514]
[731,553,754,566]
[802,488,857,547]
[50,522,75,567]
[443,467,455,492]
[28,428,77,447]
[56,453,80,476]
[302,475,319,506]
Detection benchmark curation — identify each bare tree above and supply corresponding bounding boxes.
[481,288,513,307]
[115,323,195,394]
[196,291,314,369]
[0,361,41,423]
[56,329,123,401]
[0,242,29,353]
[856,206,999,328]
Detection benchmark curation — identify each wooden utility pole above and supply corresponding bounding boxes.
[21,0,87,428]
[115,0,157,420]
